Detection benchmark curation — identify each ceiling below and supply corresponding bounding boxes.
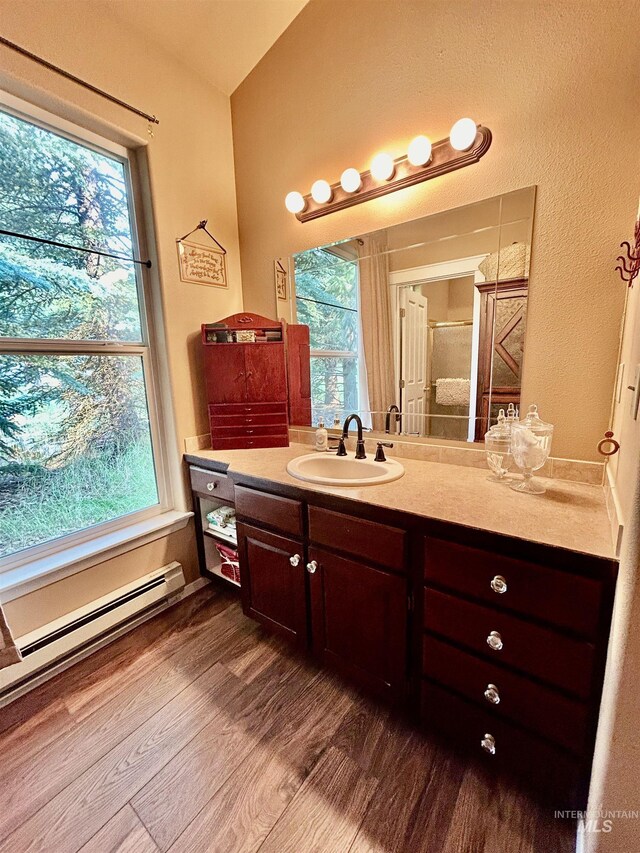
[104,0,309,95]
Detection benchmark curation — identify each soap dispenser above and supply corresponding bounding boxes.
[315,419,329,452]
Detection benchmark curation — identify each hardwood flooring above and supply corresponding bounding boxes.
[0,585,576,853]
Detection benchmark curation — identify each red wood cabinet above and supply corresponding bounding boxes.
[202,313,289,449]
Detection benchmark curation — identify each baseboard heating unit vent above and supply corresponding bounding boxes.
[0,561,185,706]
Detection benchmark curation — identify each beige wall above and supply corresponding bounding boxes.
[232,0,639,460]
[0,1,242,629]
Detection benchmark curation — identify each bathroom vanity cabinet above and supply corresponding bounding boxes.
[186,458,617,808]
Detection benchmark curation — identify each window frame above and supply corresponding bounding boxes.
[0,92,173,575]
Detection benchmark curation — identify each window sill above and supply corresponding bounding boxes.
[0,511,194,603]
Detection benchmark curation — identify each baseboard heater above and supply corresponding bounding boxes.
[0,561,185,706]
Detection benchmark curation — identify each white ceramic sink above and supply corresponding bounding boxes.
[286,452,404,486]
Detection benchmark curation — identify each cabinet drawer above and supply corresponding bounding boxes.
[209,402,287,417]
[211,435,289,450]
[235,486,303,537]
[210,424,288,438]
[210,412,288,428]
[422,634,588,754]
[421,681,581,805]
[308,506,406,572]
[189,467,234,500]
[424,537,602,637]
[423,588,594,699]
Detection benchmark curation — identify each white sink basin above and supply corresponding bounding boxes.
[286,452,404,487]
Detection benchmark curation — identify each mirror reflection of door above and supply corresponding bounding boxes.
[399,287,427,434]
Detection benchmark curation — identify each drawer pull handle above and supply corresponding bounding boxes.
[490,575,508,594]
[206,482,218,492]
[306,560,318,574]
[289,554,301,567]
[484,684,500,705]
[486,630,503,651]
[481,733,496,755]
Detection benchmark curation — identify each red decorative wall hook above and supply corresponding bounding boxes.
[616,219,640,288]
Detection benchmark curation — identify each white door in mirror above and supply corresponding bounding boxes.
[286,453,404,487]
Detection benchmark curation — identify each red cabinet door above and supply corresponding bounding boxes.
[244,343,287,402]
[308,546,408,700]
[204,344,246,404]
[237,522,308,648]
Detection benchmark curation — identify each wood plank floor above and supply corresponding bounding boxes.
[0,585,576,853]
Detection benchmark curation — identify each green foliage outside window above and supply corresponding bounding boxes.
[0,108,158,560]
[294,247,360,422]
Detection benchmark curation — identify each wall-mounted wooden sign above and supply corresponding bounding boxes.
[176,219,228,287]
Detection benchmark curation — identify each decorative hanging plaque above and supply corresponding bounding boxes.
[176,220,227,288]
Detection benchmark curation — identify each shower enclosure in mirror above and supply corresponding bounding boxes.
[277,186,536,443]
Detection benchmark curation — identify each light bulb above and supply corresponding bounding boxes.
[370,152,395,181]
[285,191,306,214]
[449,118,477,151]
[407,135,432,166]
[340,168,362,193]
[311,179,332,204]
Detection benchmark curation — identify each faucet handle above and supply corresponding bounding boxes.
[374,442,393,462]
[336,437,348,456]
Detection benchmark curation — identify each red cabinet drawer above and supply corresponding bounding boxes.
[423,588,594,699]
[211,435,289,450]
[210,412,288,428]
[424,537,602,638]
[421,681,581,806]
[209,402,287,417]
[422,634,588,754]
[210,424,288,438]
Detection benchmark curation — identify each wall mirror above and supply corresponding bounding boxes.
[278,186,536,442]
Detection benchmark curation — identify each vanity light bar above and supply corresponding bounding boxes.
[286,120,492,222]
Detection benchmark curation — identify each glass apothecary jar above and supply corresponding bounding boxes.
[510,404,554,495]
[484,408,513,481]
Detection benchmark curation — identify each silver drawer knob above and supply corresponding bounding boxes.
[484,683,500,705]
[306,560,318,574]
[490,575,507,594]
[289,554,301,567]
[481,733,496,755]
[206,481,218,492]
[486,630,503,651]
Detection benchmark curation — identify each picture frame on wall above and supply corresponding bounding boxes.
[177,239,227,287]
[275,259,288,300]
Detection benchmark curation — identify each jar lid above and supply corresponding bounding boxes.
[485,408,511,439]
[516,404,554,433]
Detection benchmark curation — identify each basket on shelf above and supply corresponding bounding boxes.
[215,542,241,585]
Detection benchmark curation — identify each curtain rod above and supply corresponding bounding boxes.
[0,228,152,268]
[0,36,159,126]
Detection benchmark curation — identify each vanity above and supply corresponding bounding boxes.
[186,444,617,810]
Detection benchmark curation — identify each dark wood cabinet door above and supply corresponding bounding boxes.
[244,343,287,402]
[308,546,408,700]
[237,522,307,648]
[204,344,246,404]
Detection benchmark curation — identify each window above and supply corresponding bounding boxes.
[0,101,165,565]
[294,246,361,424]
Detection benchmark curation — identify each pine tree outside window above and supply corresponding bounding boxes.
[0,99,169,567]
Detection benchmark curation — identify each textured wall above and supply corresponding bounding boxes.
[232,0,640,460]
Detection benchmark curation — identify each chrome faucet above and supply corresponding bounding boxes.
[385,404,401,434]
[338,413,367,459]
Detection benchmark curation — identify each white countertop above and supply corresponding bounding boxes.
[187,444,616,560]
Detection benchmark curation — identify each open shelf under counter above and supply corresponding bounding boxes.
[204,526,238,548]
